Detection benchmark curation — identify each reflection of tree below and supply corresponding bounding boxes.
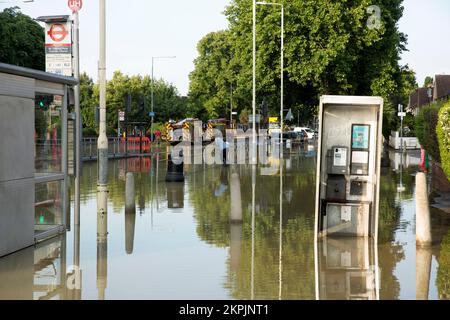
[189,157,317,299]
[189,167,231,247]
[377,169,407,300]
[437,230,450,300]
[78,159,167,213]
[224,215,315,300]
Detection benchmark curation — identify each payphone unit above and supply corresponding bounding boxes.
[315,96,383,239]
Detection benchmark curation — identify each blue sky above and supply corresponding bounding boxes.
[2,0,450,95]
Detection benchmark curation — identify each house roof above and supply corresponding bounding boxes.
[434,74,450,100]
[409,87,429,110]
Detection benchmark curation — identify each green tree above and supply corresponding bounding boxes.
[189,0,412,130]
[0,7,45,70]
[188,30,236,120]
[79,71,186,134]
[79,73,96,131]
[424,76,434,88]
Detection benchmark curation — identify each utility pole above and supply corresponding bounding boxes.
[230,84,233,128]
[280,5,284,142]
[252,0,257,165]
[97,0,108,238]
[72,3,81,274]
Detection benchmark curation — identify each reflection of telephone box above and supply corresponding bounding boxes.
[317,237,378,300]
[315,96,383,239]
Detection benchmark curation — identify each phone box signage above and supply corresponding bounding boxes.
[315,95,384,239]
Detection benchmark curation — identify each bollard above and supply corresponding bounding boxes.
[416,246,432,300]
[125,172,136,255]
[166,147,185,182]
[416,172,432,246]
[230,172,243,222]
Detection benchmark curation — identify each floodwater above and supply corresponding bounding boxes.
[1,143,450,300]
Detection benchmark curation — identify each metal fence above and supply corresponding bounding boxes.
[81,137,149,161]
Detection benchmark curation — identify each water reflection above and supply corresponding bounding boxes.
[316,237,379,300]
[97,208,108,300]
[125,172,136,254]
[3,146,450,299]
[0,235,67,300]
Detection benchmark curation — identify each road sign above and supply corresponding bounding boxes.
[119,111,125,122]
[269,117,279,123]
[45,21,72,76]
[68,0,83,13]
[398,112,406,118]
[149,112,155,118]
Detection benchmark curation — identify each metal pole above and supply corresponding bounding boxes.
[278,9,284,299]
[98,0,108,228]
[230,84,233,128]
[252,0,257,165]
[401,115,404,154]
[280,6,284,144]
[73,11,81,228]
[151,57,154,144]
[279,143,283,300]
[117,112,120,139]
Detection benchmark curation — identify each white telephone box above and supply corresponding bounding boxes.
[315,96,384,239]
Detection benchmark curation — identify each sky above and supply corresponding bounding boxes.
[2,0,450,94]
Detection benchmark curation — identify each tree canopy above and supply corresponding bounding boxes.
[0,7,45,70]
[79,71,186,135]
[188,0,416,131]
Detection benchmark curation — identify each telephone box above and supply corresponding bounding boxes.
[315,96,383,239]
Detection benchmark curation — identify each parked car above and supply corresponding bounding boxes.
[273,131,307,145]
[294,127,316,140]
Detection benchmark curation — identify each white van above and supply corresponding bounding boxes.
[294,127,316,139]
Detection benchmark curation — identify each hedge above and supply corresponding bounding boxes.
[415,102,443,162]
[437,102,450,180]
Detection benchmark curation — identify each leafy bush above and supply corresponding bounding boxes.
[82,127,97,137]
[106,127,117,137]
[415,102,442,162]
[437,102,450,180]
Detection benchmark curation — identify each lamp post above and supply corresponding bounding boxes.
[151,56,176,143]
[427,84,433,105]
[255,1,284,160]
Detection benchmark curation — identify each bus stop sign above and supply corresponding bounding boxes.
[68,0,83,14]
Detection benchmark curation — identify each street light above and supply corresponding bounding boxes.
[427,84,433,104]
[151,56,176,143]
[254,1,284,160]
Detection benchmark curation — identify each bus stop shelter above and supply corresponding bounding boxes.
[0,62,77,257]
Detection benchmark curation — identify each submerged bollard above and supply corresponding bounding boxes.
[416,172,432,246]
[416,246,432,300]
[125,172,136,255]
[230,172,243,223]
[166,147,185,182]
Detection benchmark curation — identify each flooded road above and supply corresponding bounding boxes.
[1,144,450,300]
